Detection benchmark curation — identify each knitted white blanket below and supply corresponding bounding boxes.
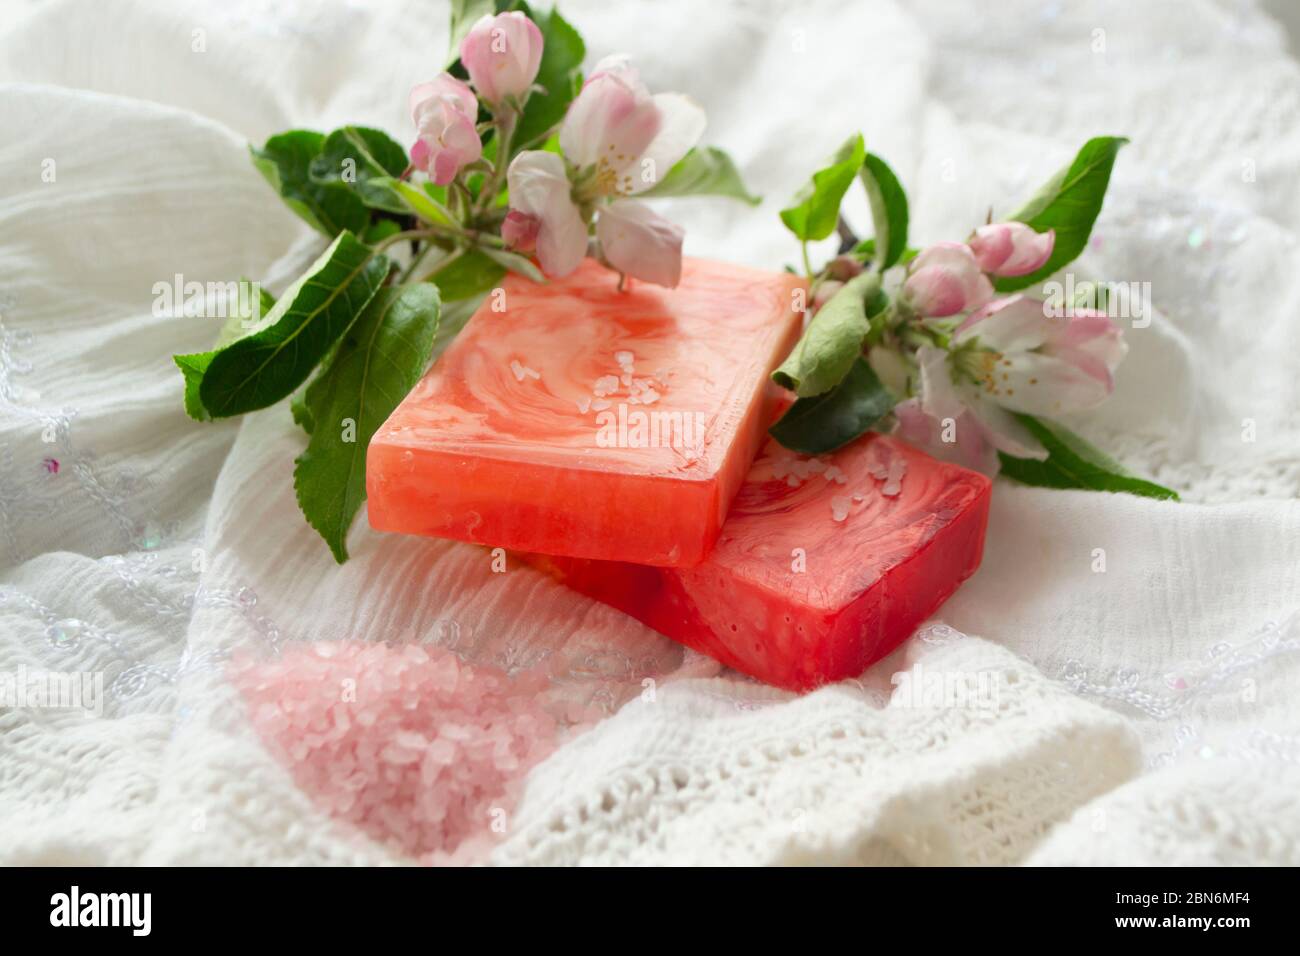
[2,0,1298,866]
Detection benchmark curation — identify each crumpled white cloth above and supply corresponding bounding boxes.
[495,632,1147,866]
[1,0,1298,866]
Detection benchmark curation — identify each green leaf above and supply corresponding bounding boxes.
[294,284,442,563]
[378,177,456,226]
[174,351,215,422]
[175,281,277,422]
[995,136,1129,293]
[447,0,497,65]
[362,218,403,245]
[256,284,277,318]
[479,246,544,282]
[999,414,1178,500]
[771,271,881,397]
[290,334,344,437]
[211,279,276,348]
[250,130,368,236]
[196,232,390,418]
[779,133,865,242]
[859,152,909,270]
[513,6,585,150]
[641,147,760,205]
[310,126,410,213]
[769,357,895,455]
[430,247,507,300]
[290,385,314,434]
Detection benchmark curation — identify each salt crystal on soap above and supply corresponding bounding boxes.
[882,458,907,497]
[368,259,805,566]
[509,360,540,382]
[524,435,991,692]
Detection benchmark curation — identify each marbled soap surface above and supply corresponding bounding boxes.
[527,435,993,691]
[368,258,804,565]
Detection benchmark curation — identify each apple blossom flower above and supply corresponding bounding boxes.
[902,242,994,317]
[969,222,1055,277]
[409,74,482,185]
[896,346,1047,475]
[897,295,1127,474]
[561,55,706,198]
[504,56,705,287]
[596,200,684,288]
[459,11,544,107]
[953,294,1126,416]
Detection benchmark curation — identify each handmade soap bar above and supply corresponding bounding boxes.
[524,435,991,691]
[368,258,804,566]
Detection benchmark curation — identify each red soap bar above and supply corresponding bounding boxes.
[524,435,991,691]
[367,258,803,566]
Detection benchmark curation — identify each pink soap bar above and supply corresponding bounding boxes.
[524,435,992,691]
[368,258,804,566]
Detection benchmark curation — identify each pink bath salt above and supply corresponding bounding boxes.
[228,641,560,865]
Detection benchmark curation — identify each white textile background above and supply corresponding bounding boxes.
[0,0,1297,865]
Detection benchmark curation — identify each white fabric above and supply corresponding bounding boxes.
[1,0,1298,866]
[495,632,1144,866]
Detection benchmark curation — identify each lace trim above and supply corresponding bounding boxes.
[1057,610,1300,723]
[494,639,1140,866]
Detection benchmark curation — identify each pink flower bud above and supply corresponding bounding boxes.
[596,199,684,288]
[969,222,1055,277]
[459,12,544,106]
[902,242,994,317]
[501,210,540,252]
[409,74,482,186]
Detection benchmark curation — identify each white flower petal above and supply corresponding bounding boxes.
[507,151,588,278]
[995,352,1113,416]
[1050,311,1128,374]
[626,94,706,193]
[587,54,645,88]
[956,295,1052,352]
[917,345,966,423]
[560,64,658,173]
[970,395,1048,459]
[596,200,684,288]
